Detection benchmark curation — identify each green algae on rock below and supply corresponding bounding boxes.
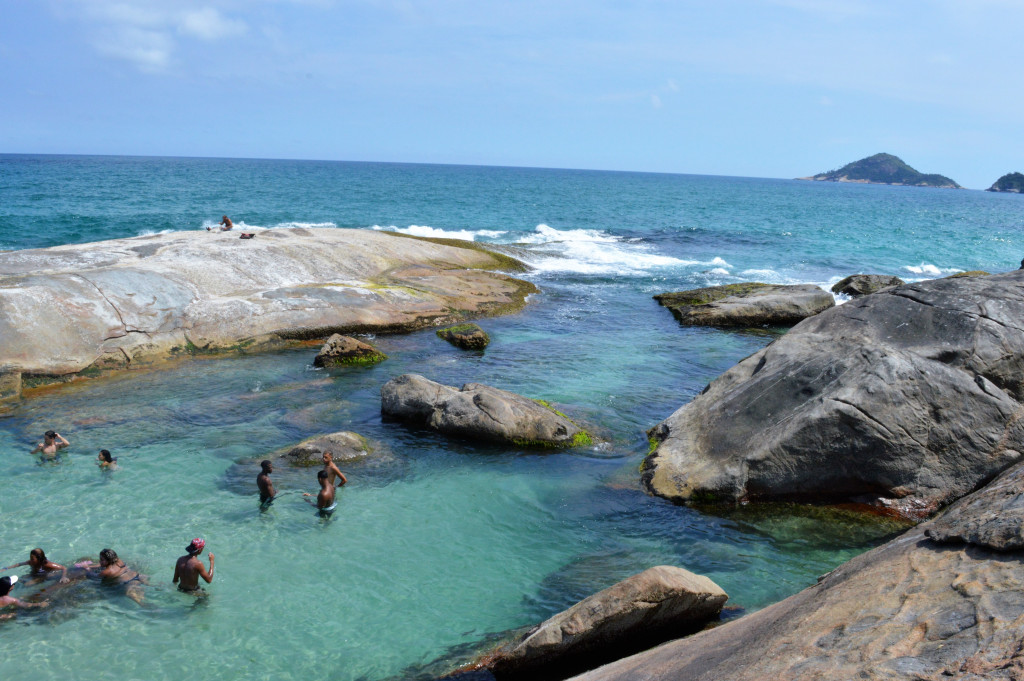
[437,323,491,350]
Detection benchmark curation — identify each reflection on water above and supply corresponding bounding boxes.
[0,280,902,680]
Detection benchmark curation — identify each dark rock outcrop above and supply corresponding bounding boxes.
[644,270,1024,513]
[570,463,1024,681]
[654,283,834,327]
[381,374,592,448]
[437,323,490,350]
[313,333,386,367]
[485,566,727,681]
[926,462,1024,551]
[831,274,904,297]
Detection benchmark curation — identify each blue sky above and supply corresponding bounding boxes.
[2,0,1022,188]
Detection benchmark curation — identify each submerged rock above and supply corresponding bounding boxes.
[654,283,834,327]
[437,323,490,350]
[0,228,535,401]
[381,374,592,448]
[570,468,1024,681]
[644,269,1024,513]
[313,333,386,367]
[831,274,904,297]
[486,566,727,681]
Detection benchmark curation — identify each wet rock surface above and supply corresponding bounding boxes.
[313,333,387,367]
[831,273,905,297]
[437,323,490,350]
[654,282,835,327]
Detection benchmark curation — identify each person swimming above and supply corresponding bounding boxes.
[81,548,147,604]
[0,575,48,616]
[97,449,117,469]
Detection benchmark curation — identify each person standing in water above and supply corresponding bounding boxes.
[97,449,117,469]
[321,451,348,489]
[304,470,337,517]
[257,460,276,506]
[173,538,214,594]
[31,430,69,458]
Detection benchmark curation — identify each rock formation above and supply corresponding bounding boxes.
[570,461,1024,681]
[831,274,904,297]
[437,323,491,350]
[0,228,535,402]
[654,283,834,327]
[485,566,727,681]
[381,374,592,448]
[644,270,1024,514]
[278,431,372,466]
[313,334,387,367]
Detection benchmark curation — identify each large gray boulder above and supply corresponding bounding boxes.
[654,282,834,327]
[644,270,1024,514]
[381,374,592,448]
[570,463,1024,681]
[831,273,905,297]
[0,228,534,402]
[486,566,727,681]
[278,431,372,466]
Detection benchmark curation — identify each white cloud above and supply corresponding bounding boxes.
[64,1,248,71]
[179,8,247,41]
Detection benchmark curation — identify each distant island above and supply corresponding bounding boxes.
[987,172,1024,193]
[798,153,962,189]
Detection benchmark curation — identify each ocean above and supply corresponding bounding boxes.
[1,154,1021,680]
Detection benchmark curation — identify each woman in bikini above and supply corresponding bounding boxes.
[82,548,147,604]
[3,548,69,584]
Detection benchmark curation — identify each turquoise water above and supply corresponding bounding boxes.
[1,154,1021,680]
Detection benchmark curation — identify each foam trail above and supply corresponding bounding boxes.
[137,229,175,237]
[903,263,962,277]
[518,224,728,275]
[199,220,338,232]
[372,225,506,241]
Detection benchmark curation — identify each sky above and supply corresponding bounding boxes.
[1,0,1023,188]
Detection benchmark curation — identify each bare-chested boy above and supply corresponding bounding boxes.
[31,431,70,458]
[172,538,214,595]
[322,451,348,488]
[304,470,337,517]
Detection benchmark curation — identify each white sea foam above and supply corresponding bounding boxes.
[903,263,963,277]
[372,224,506,241]
[137,229,175,237]
[518,224,727,275]
[199,220,338,232]
[708,267,731,275]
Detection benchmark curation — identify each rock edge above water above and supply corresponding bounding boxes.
[0,228,536,401]
[654,283,835,327]
[644,269,1024,514]
[381,373,592,448]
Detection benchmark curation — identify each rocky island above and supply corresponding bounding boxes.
[987,172,1024,193]
[799,153,962,188]
[0,228,536,404]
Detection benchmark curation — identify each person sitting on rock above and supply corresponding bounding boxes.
[321,451,348,489]
[304,470,337,518]
[31,430,70,458]
[207,215,233,231]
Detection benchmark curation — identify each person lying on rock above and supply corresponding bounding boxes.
[304,470,337,518]
[322,451,348,489]
[257,460,276,507]
[82,548,148,605]
[3,548,69,584]
[31,430,69,458]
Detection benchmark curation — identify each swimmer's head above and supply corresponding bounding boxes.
[44,430,56,440]
[98,449,113,463]
[260,460,273,473]
[322,451,333,463]
[186,538,205,555]
[99,548,118,567]
[0,575,17,596]
[29,548,47,567]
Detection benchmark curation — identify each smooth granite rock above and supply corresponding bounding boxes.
[313,333,387,367]
[381,374,591,448]
[644,270,1024,514]
[0,228,534,401]
[570,468,1024,681]
[486,566,727,681]
[437,323,491,350]
[654,283,834,327]
[831,274,905,297]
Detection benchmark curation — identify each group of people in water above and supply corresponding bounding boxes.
[5,428,349,618]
